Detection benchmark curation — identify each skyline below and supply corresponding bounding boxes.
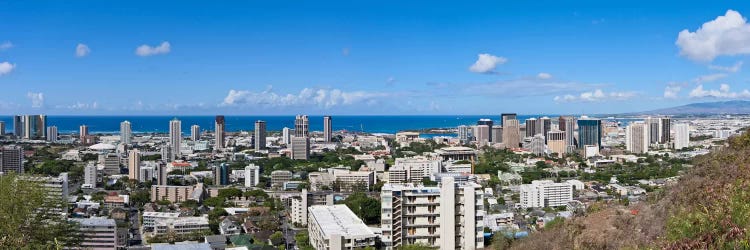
[2,2,750,115]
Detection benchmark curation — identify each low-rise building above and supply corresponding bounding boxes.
[70,217,118,250]
[519,180,573,208]
[151,183,205,203]
[308,205,378,250]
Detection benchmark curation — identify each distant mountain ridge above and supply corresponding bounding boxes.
[629,100,750,115]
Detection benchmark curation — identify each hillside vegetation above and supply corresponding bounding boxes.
[507,129,750,249]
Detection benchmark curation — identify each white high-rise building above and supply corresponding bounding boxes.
[84,164,97,187]
[323,116,332,142]
[457,125,471,143]
[380,177,484,249]
[674,123,690,150]
[79,124,89,144]
[128,149,141,182]
[215,115,225,150]
[120,121,132,144]
[254,120,266,150]
[169,118,182,158]
[519,180,573,208]
[295,115,309,137]
[282,127,291,145]
[475,125,490,147]
[46,126,58,142]
[190,124,200,141]
[388,157,441,184]
[244,164,260,187]
[626,121,649,154]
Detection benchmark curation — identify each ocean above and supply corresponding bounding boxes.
[0,115,559,134]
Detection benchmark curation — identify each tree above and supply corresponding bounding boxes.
[270,231,284,245]
[342,192,380,224]
[218,188,243,199]
[294,231,314,250]
[203,197,227,207]
[398,244,438,250]
[0,174,82,248]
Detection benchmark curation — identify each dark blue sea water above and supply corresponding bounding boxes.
[0,115,559,134]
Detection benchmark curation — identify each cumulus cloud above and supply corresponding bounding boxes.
[553,89,636,102]
[27,92,44,108]
[76,43,91,57]
[689,84,750,98]
[469,53,507,73]
[220,87,391,109]
[135,41,171,56]
[0,62,15,76]
[676,10,750,62]
[709,61,743,72]
[664,82,686,99]
[0,41,12,51]
[693,73,728,83]
[537,73,552,79]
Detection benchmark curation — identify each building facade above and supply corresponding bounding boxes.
[519,180,573,208]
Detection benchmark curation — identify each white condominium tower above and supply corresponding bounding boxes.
[215,115,225,149]
[295,114,309,137]
[674,123,690,150]
[120,120,132,144]
[169,118,182,158]
[626,121,649,154]
[323,115,332,142]
[380,177,484,249]
[191,124,200,141]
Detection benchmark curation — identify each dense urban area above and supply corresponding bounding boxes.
[0,113,745,250]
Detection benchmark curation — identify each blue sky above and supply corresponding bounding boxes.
[1,1,750,115]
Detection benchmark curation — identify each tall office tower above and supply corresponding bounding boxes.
[128,149,141,182]
[477,119,494,142]
[20,115,46,139]
[457,125,471,143]
[0,145,24,173]
[502,119,521,148]
[120,120,132,144]
[492,125,503,143]
[559,116,577,152]
[501,113,517,126]
[294,114,309,137]
[577,117,602,148]
[214,163,229,186]
[323,116,333,142]
[79,125,89,144]
[100,153,120,176]
[0,121,5,136]
[254,120,267,150]
[644,117,660,144]
[46,126,58,142]
[157,162,167,186]
[674,123,690,150]
[520,180,573,208]
[13,115,23,138]
[190,124,200,141]
[291,136,310,160]
[282,127,291,145]
[524,118,539,137]
[380,177,484,249]
[244,164,260,187]
[626,122,649,154]
[475,125,490,146]
[215,115,226,149]
[169,118,182,158]
[539,117,552,142]
[84,164,97,187]
[547,130,566,155]
[659,117,672,144]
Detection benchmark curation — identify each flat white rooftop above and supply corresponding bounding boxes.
[308,205,375,238]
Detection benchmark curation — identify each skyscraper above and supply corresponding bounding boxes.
[120,120,132,144]
[46,126,58,142]
[17,115,46,139]
[169,118,182,158]
[502,119,521,148]
[13,115,23,138]
[659,117,672,144]
[501,113,517,126]
[295,115,309,137]
[214,163,229,186]
[546,130,566,155]
[245,164,260,187]
[492,125,503,143]
[79,125,89,144]
[539,116,552,142]
[254,120,266,150]
[215,115,226,150]
[0,121,5,136]
[645,117,660,144]
[157,162,167,186]
[323,116,332,142]
[191,124,200,141]
[291,136,310,160]
[559,116,577,153]
[626,122,649,154]
[282,127,291,145]
[525,118,539,137]
[457,125,471,144]
[0,145,24,173]
[674,123,690,150]
[477,119,494,142]
[128,149,141,182]
[577,117,602,148]
[475,124,490,146]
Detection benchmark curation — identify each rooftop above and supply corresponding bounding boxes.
[70,217,116,227]
[308,205,375,238]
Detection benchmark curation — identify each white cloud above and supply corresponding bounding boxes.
[220,87,391,109]
[554,89,636,102]
[76,43,91,57]
[664,82,685,99]
[709,61,743,72]
[689,84,750,98]
[57,101,99,110]
[537,72,552,79]
[0,41,12,51]
[0,62,15,76]
[26,92,44,108]
[693,73,727,83]
[469,53,507,73]
[135,41,171,56]
[676,10,750,62]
